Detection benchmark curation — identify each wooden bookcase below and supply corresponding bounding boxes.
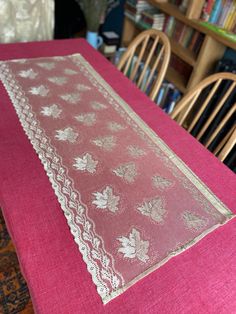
[121,0,236,94]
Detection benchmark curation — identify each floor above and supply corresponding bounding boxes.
[0,209,34,314]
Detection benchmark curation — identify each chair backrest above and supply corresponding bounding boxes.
[213,124,236,161]
[170,72,236,161]
[117,29,171,101]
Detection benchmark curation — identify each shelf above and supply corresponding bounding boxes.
[165,67,187,93]
[147,0,236,50]
[170,39,196,66]
[124,14,197,66]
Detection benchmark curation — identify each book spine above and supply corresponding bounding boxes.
[223,2,235,30]
[209,0,222,23]
[188,31,199,50]
[217,0,229,26]
[228,6,236,31]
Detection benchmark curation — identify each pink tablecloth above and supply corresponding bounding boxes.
[0,39,235,314]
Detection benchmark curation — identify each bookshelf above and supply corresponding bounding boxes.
[121,0,236,93]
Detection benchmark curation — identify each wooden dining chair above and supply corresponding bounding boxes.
[117,29,171,101]
[170,72,236,161]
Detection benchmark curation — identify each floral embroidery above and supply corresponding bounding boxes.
[90,101,107,111]
[112,162,137,183]
[152,175,174,191]
[64,68,77,75]
[41,104,62,118]
[127,145,146,158]
[76,84,91,91]
[92,136,116,151]
[18,68,38,79]
[73,153,98,173]
[60,93,81,104]
[137,197,166,223]
[107,122,126,132]
[55,127,78,143]
[117,228,149,263]
[182,212,207,231]
[75,113,96,126]
[48,76,68,85]
[92,186,120,213]
[37,62,55,70]
[28,85,49,97]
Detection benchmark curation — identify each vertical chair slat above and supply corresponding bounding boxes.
[143,45,164,96]
[130,36,150,81]
[123,52,134,76]
[137,36,159,89]
[217,125,236,162]
[188,79,222,134]
[204,103,236,148]
[196,81,236,140]
[178,91,201,125]
[213,124,235,158]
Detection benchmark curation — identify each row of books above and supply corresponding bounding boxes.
[139,8,165,31]
[163,16,205,53]
[201,0,236,33]
[126,0,152,22]
[125,5,205,55]
[155,81,182,113]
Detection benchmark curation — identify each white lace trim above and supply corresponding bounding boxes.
[0,62,124,304]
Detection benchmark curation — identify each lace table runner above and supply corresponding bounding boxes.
[0,54,234,304]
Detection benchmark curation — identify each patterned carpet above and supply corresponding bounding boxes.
[0,209,34,314]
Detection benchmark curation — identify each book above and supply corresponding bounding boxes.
[201,0,216,21]
[188,31,199,50]
[209,0,222,23]
[164,88,182,113]
[101,43,117,54]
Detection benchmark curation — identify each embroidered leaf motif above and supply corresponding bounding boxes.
[75,113,96,126]
[152,175,173,190]
[73,153,98,173]
[117,228,149,263]
[137,197,166,223]
[107,122,126,132]
[92,136,116,151]
[48,76,68,85]
[28,85,49,97]
[182,212,207,231]
[90,101,107,111]
[113,162,137,183]
[37,62,55,70]
[64,68,77,75]
[55,127,78,143]
[41,104,62,118]
[76,84,91,91]
[60,93,81,104]
[18,68,38,79]
[127,145,146,158]
[92,186,120,213]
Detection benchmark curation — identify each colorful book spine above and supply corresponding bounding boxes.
[201,0,216,21]
[209,0,222,23]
